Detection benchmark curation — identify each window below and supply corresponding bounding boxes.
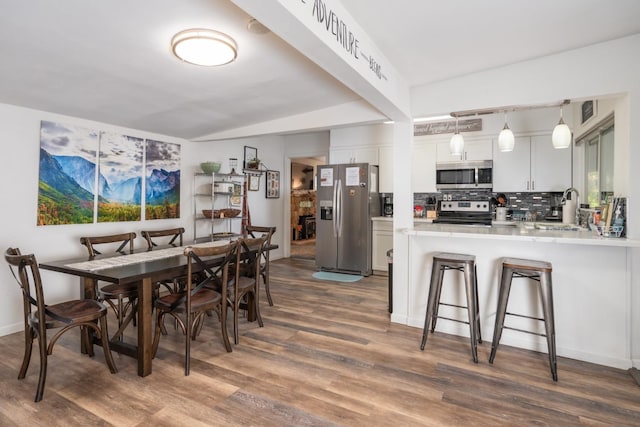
[580,115,614,207]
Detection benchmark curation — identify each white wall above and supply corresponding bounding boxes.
[405,34,640,368]
[0,103,316,336]
[0,103,188,336]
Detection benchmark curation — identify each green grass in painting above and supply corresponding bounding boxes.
[97,203,142,222]
[37,181,93,225]
[146,202,180,220]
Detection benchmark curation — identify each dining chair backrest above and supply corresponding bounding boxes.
[236,235,269,289]
[245,225,276,248]
[245,225,276,305]
[141,227,185,250]
[182,241,238,312]
[5,248,47,327]
[80,232,136,257]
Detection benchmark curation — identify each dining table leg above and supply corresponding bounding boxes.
[80,277,98,355]
[137,277,153,376]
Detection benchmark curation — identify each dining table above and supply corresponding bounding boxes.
[38,239,275,377]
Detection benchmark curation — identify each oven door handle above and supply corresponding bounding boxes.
[474,167,479,187]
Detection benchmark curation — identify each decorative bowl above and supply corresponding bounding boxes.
[200,162,221,174]
[202,208,241,219]
[219,208,241,218]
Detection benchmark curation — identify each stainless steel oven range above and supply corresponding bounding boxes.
[433,200,492,226]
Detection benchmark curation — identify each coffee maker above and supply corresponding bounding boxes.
[383,196,393,217]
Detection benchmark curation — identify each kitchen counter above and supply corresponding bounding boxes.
[372,216,434,224]
[396,220,638,370]
[405,221,640,247]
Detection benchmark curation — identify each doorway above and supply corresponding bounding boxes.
[290,157,323,259]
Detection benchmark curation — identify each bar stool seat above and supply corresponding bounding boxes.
[489,257,557,381]
[420,252,481,363]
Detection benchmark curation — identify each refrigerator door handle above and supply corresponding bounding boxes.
[332,179,339,237]
[336,178,342,237]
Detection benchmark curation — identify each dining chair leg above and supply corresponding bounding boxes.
[99,316,118,374]
[253,290,263,327]
[35,331,48,402]
[262,271,274,306]
[18,327,33,379]
[218,305,232,352]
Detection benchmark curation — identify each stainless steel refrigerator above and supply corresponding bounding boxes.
[316,163,379,276]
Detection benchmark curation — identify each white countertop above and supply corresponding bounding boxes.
[404,221,640,247]
[372,216,433,223]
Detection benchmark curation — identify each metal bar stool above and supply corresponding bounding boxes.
[489,257,557,381]
[420,252,481,363]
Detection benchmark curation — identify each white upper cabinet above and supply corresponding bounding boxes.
[436,139,493,162]
[412,142,437,193]
[378,146,394,193]
[493,134,571,192]
[530,134,572,192]
[329,146,379,165]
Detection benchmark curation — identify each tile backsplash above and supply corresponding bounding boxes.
[412,190,565,219]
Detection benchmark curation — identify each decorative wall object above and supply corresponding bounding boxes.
[144,140,181,220]
[37,120,181,225]
[266,170,280,198]
[248,174,260,191]
[97,132,143,222]
[244,145,259,170]
[581,100,597,124]
[37,120,99,225]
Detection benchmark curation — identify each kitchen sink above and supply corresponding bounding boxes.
[533,222,583,231]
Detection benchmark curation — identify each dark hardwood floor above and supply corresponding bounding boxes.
[1,257,639,426]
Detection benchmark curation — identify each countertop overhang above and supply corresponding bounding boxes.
[403,222,640,247]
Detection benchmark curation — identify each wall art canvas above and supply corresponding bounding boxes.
[37,120,99,225]
[97,132,143,222]
[145,139,181,219]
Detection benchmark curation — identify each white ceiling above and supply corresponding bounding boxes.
[0,0,639,140]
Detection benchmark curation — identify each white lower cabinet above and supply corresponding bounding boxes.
[372,219,393,273]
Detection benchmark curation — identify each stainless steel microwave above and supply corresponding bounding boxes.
[435,160,493,190]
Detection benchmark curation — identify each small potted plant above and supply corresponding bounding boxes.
[247,157,260,169]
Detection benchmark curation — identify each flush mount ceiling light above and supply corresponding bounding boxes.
[449,117,464,155]
[552,105,572,149]
[171,28,237,66]
[498,111,515,152]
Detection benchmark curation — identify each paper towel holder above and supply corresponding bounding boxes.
[561,187,580,224]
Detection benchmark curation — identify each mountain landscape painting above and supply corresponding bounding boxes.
[97,132,143,222]
[145,139,180,219]
[38,121,99,225]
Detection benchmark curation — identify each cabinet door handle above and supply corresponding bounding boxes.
[532,180,535,191]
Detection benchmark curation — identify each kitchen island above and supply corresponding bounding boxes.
[399,222,640,369]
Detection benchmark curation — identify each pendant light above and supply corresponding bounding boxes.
[498,111,515,152]
[449,117,464,155]
[552,105,571,149]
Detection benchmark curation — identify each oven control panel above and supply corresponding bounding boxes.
[439,200,490,213]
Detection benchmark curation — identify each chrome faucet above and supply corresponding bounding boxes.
[561,187,580,224]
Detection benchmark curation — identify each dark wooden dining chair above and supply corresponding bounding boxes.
[79,232,138,341]
[228,235,267,344]
[245,225,276,306]
[152,241,236,375]
[141,227,186,295]
[5,247,118,402]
